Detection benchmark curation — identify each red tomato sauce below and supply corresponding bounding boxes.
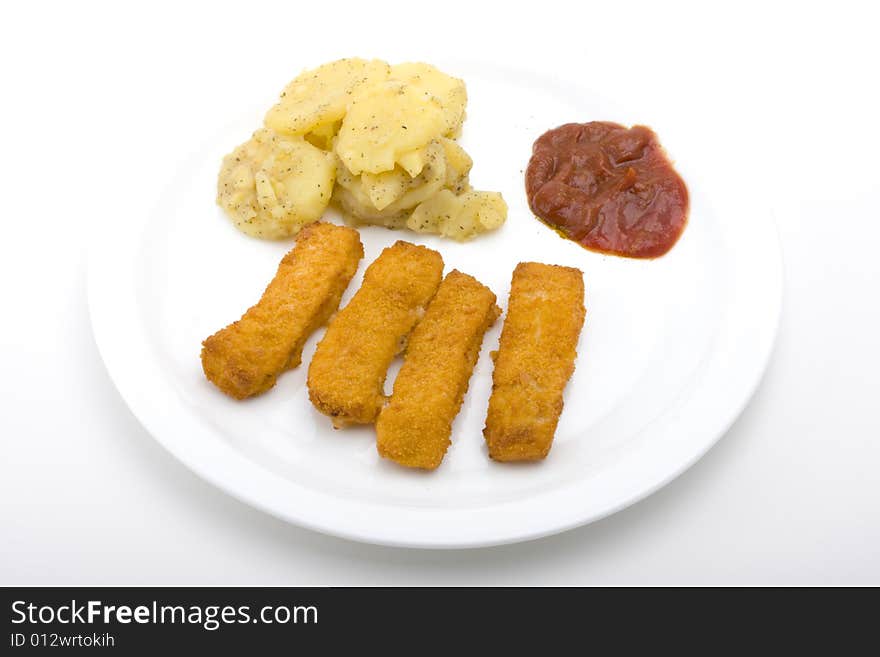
[525,122,689,258]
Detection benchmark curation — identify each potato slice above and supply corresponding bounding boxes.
[217,129,336,239]
[349,139,472,212]
[440,138,473,192]
[397,145,430,178]
[334,161,407,224]
[407,189,507,240]
[335,80,445,176]
[391,63,467,137]
[264,58,390,137]
[335,141,453,224]
[304,120,341,150]
[360,168,411,211]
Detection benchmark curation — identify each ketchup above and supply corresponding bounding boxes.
[525,122,688,258]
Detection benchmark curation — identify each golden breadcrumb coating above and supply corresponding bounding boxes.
[483,262,586,461]
[307,241,444,427]
[377,270,500,469]
[201,222,364,399]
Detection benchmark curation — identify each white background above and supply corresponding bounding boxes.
[1,1,877,585]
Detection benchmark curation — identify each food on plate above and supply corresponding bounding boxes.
[307,241,444,427]
[218,58,506,240]
[201,223,364,399]
[264,58,390,139]
[483,262,586,461]
[390,62,467,137]
[216,128,336,239]
[525,121,688,258]
[332,139,469,229]
[335,80,447,176]
[331,62,504,238]
[407,189,507,239]
[376,270,500,470]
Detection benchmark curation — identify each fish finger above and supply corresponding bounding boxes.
[308,240,444,427]
[483,262,585,461]
[377,270,500,469]
[201,222,364,399]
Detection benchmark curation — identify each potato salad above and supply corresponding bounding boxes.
[217,58,507,240]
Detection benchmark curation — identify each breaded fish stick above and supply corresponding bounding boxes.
[484,262,585,461]
[377,270,500,469]
[308,241,443,427]
[201,222,364,399]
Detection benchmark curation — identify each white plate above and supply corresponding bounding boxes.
[88,61,782,548]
